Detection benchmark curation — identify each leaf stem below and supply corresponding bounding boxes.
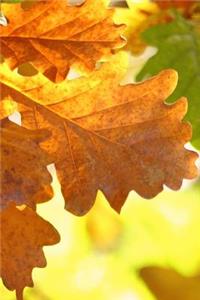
[16,289,24,300]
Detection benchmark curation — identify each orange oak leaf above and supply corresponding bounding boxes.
[0,118,53,210]
[0,53,198,216]
[0,203,60,300]
[0,0,125,82]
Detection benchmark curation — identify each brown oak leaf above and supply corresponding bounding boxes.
[0,118,53,210]
[0,0,125,82]
[0,203,60,300]
[153,0,195,11]
[153,1,200,20]
[140,266,200,300]
[0,53,198,216]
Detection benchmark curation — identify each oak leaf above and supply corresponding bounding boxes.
[0,203,60,300]
[0,118,53,210]
[0,53,198,216]
[0,0,125,82]
[140,267,200,300]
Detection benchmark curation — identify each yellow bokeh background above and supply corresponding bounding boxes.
[1,168,200,300]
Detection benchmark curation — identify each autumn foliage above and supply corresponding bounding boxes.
[154,0,195,11]
[0,1,199,300]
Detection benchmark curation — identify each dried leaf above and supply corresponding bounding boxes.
[0,119,53,210]
[0,52,198,216]
[0,0,125,82]
[140,267,200,300]
[0,204,60,300]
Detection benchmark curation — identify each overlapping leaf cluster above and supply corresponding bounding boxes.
[0,1,199,299]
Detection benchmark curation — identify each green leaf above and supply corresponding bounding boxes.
[136,14,200,150]
[1,0,22,2]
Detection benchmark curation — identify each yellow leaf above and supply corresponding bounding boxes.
[0,99,18,119]
[114,0,160,54]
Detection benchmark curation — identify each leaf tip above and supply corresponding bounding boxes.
[163,68,178,88]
